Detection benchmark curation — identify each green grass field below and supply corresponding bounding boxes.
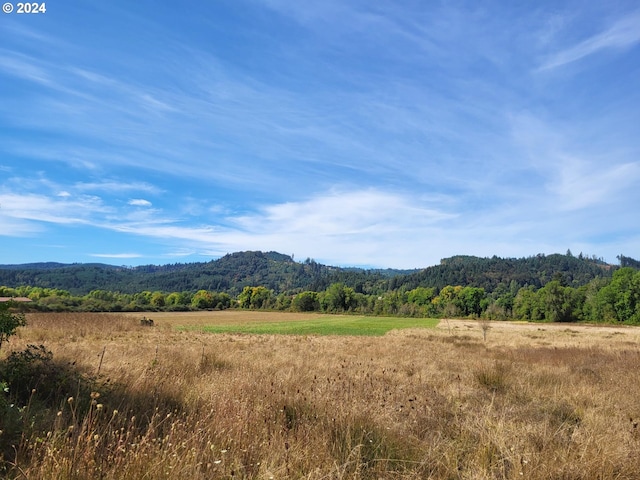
[168,312,439,336]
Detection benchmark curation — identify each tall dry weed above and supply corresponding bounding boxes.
[3,313,640,479]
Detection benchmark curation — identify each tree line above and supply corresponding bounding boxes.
[2,267,639,324]
[0,251,623,297]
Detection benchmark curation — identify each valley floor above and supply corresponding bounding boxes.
[3,312,640,479]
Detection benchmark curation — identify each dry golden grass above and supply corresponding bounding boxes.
[4,312,640,479]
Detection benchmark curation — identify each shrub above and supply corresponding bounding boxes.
[0,302,26,351]
[0,344,101,414]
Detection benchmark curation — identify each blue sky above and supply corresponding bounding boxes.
[1,1,639,269]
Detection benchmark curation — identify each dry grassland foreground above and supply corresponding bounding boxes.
[3,312,640,479]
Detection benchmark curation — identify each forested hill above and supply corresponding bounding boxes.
[0,251,632,296]
[0,251,411,296]
[390,254,613,292]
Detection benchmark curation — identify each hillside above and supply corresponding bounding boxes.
[0,251,409,295]
[391,253,613,292]
[0,251,630,297]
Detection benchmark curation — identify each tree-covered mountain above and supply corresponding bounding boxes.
[0,251,410,295]
[0,250,634,296]
[391,253,615,293]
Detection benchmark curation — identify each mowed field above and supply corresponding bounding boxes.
[135,310,440,335]
[6,311,640,479]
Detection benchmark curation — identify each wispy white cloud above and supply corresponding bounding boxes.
[539,11,640,70]
[75,180,161,195]
[1,22,68,49]
[0,216,44,237]
[127,199,152,207]
[234,189,455,235]
[506,110,640,216]
[0,50,53,86]
[0,193,108,224]
[89,253,143,259]
[550,158,640,211]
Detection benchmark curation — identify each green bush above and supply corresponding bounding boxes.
[0,302,26,350]
[1,344,99,408]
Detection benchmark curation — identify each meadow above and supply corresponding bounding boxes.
[3,311,640,479]
[164,311,440,336]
